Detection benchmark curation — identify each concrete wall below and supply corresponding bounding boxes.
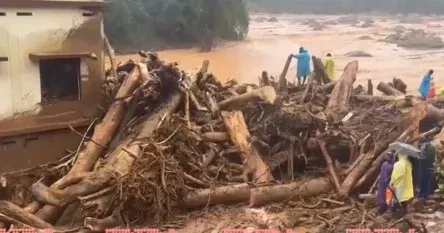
[0,6,104,120]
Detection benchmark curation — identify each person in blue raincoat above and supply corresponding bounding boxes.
[419,70,434,100]
[292,47,311,86]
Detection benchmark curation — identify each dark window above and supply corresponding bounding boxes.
[0,57,8,62]
[82,12,95,17]
[39,58,81,103]
[17,12,32,16]
[0,12,6,16]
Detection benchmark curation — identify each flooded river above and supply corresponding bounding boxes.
[118,14,444,94]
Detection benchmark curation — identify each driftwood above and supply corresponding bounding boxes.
[377,82,403,96]
[393,78,407,94]
[221,111,274,184]
[249,177,333,207]
[279,54,293,90]
[202,132,229,142]
[367,79,373,95]
[317,137,341,191]
[104,35,118,79]
[312,56,330,84]
[326,61,358,115]
[184,184,250,208]
[217,86,277,110]
[0,201,52,229]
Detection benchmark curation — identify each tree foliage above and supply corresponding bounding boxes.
[249,0,444,14]
[104,0,249,51]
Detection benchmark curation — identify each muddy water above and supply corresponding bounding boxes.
[118,14,444,94]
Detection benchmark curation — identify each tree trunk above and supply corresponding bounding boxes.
[355,103,428,189]
[353,95,405,102]
[367,79,373,95]
[249,177,333,207]
[393,78,407,94]
[352,85,366,95]
[217,86,277,111]
[202,132,229,142]
[183,184,250,208]
[312,56,330,84]
[317,137,341,191]
[326,60,359,120]
[0,201,52,229]
[104,35,118,79]
[377,82,403,96]
[279,54,293,91]
[221,111,274,184]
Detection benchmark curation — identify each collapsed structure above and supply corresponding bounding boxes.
[1,52,444,232]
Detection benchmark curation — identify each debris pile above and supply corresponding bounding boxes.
[383,29,444,49]
[303,19,327,31]
[1,53,444,232]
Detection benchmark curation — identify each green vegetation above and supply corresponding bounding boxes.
[249,0,444,14]
[104,0,249,52]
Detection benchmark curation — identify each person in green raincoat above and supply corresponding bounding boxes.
[390,153,414,216]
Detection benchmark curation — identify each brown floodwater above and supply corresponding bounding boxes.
[118,13,444,94]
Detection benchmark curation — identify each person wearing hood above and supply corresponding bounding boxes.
[323,53,335,80]
[390,153,414,216]
[419,70,434,100]
[377,150,396,213]
[418,137,436,200]
[292,47,311,86]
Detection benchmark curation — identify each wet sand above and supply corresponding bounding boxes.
[117,14,444,95]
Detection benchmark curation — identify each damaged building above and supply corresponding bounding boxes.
[0,0,106,172]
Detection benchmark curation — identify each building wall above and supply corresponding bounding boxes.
[0,6,104,121]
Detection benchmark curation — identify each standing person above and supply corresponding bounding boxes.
[419,70,434,100]
[390,153,414,217]
[428,81,436,100]
[377,150,396,213]
[419,137,436,200]
[323,53,335,80]
[292,47,311,86]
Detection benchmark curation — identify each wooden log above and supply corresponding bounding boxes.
[84,215,120,232]
[217,86,277,111]
[352,85,366,95]
[23,64,145,217]
[367,79,373,95]
[202,132,229,142]
[249,177,333,207]
[377,82,403,96]
[260,71,270,86]
[184,184,250,208]
[353,95,406,102]
[0,201,52,229]
[312,56,330,84]
[326,61,358,114]
[355,103,428,189]
[393,78,407,94]
[317,137,341,191]
[221,111,274,184]
[319,81,337,93]
[279,54,293,90]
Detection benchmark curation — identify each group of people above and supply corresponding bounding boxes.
[292,47,335,86]
[377,138,437,217]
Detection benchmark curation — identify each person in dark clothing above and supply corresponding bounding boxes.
[419,137,436,199]
[377,150,396,213]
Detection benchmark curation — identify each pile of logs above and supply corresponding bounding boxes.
[1,52,444,232]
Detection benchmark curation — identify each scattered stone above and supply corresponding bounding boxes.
[358,35,373,40]
[345,51,373,57]
[361,20,374,28]
[383,29,444,49]
[324,20,338,25]
[391,25,406,33]
[254,17,267,23]
[336,16,359,25]
[428,24,442,29]
[399,14,422,24]
[267,17,278,23]
[303,19,327,31]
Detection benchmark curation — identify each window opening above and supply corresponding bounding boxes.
[0,12,6,16]
[82,12,95,17]
[16,12,32,16]
[0,57,8,62]
[39,58,81,103]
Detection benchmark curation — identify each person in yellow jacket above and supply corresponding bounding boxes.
[390,153,414,217]
[323,53,335,80]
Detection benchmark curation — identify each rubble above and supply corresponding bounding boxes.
[357,35,373,40]
[303,19,327,31]
[345,51,373,57]
[0,52,443,233]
